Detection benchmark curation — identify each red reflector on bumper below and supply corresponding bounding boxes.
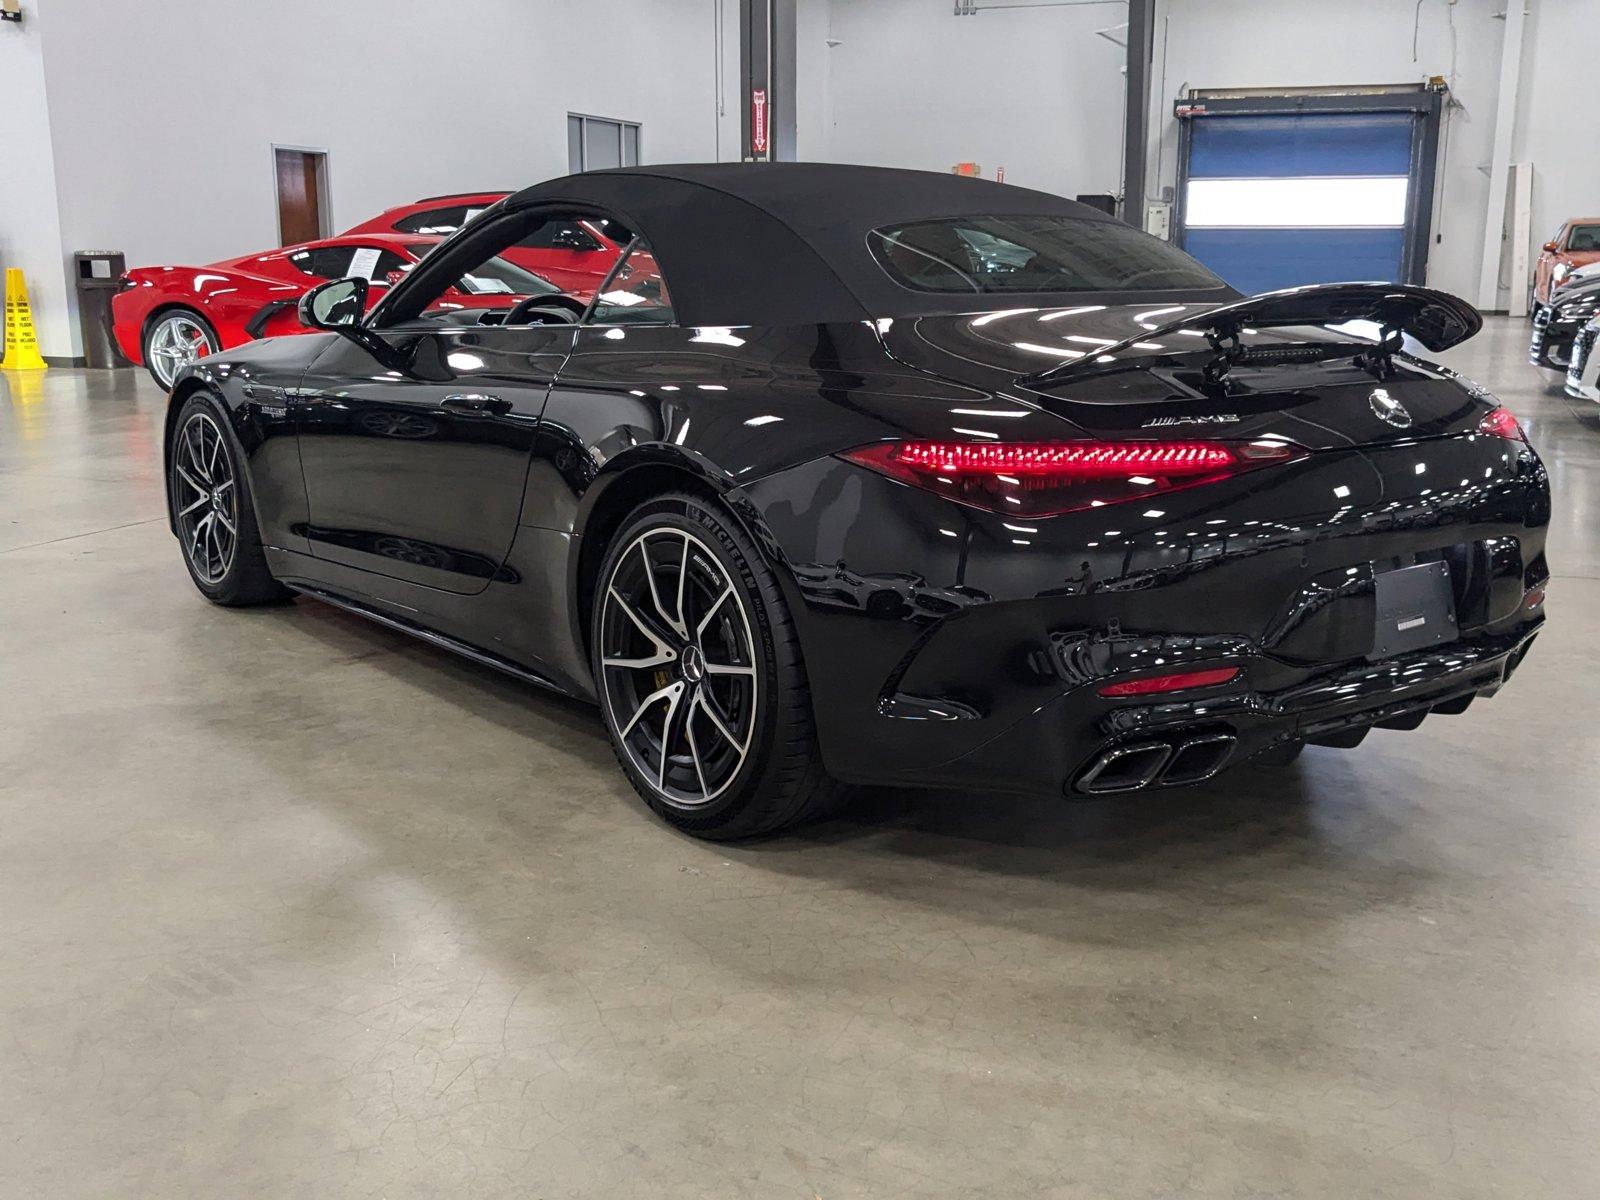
[1098,666,1241,698]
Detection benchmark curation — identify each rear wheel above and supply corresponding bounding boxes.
[144,309,218,390]
[592,493,842,839]
[169,392,289,607]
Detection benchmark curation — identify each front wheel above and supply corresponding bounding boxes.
[591,493,842,839]
[169,392,290,607]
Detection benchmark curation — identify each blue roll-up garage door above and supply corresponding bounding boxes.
[1181,112,1417,295]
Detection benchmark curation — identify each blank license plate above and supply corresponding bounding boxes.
[1370,561,1457,660]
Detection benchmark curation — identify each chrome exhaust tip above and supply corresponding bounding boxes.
[1160,733,1236,786]
[1075,742,1172,794]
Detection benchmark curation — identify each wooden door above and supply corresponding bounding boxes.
[275,149,326,246]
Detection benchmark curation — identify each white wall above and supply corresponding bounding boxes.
[12,0,1597,359]
[1150,0,1506,302]
[17,0,730,358]
[812,0,1600,308]
[0,12,71,359]
[819,0,1127,198]
[1516,0,1600,253]
[795,0,834,161]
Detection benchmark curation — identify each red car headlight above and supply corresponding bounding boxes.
[838,439,1305,517]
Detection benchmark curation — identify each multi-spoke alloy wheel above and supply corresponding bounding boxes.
[598,527,759,807]
[172,411,238,586]
[145,312,216,389]
[592,494,842,838]
[167,392,288,608]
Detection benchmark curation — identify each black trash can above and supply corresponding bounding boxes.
[73,250,131,368]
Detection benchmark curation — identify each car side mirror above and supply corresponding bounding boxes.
[299,276,369,330]
[296,276,411,373]
[1543,241,1560,253]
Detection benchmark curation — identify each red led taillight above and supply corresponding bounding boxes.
[839,439,1303,517]
[1477,406,1526,441]
[1097,666,1240,697]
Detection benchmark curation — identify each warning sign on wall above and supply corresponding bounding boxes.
[751,88,769,156]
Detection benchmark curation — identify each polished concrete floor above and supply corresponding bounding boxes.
[2,319,1597,1199]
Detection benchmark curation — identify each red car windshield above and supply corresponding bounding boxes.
[1568,225,1600,253]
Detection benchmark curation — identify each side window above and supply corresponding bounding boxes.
[291,246,414,284]
[393,205,475,235]
[289,246,355,280]
[515,218,603,253]
[586,239,674,326]
[587,217,633,248]
[339,246,399,282]
[356,248,414,287]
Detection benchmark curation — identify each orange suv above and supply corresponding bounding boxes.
[1534,218,1600,314]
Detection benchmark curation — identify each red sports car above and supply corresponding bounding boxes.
[343,192,635,294]
[113,232,574,388]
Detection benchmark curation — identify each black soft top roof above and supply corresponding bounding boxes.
[504,163,1177,327]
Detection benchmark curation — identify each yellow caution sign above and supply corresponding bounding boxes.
[2,267,48,371]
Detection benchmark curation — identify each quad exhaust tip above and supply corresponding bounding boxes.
[1161,733,1237,786]
[1075,733,1238,795]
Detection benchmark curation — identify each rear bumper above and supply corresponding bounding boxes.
[743,432,1550,798]
[1061,623,1539,795]
[110,293,148,365]
[818,618,1542,800]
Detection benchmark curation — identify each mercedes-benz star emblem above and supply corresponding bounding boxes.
[1369,387,1412,428]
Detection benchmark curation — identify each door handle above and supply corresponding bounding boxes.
[440,393,510,415]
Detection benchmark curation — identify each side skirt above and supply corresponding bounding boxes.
[287,583,588,704]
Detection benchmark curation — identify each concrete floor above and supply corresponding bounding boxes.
[1,318,1597,1198]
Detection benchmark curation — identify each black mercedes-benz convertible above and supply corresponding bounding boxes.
[165,163,1549,838]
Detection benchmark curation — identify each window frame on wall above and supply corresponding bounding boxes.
[567,113,642,173]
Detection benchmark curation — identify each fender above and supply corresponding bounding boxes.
[558,441,808,689]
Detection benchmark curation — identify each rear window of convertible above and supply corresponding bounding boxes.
[868,214,1226,294]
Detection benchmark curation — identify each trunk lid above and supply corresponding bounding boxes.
[875,284,1488,452]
